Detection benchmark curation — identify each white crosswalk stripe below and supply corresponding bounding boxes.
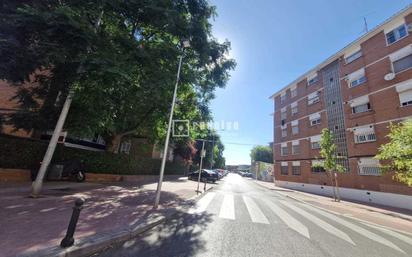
[219,194,235,220]
[188,192,216,214]
[280,200,355,245]
[243,196,269,224]
[302,203,405,253]
[262,198,310,239]
[362,222,412,246]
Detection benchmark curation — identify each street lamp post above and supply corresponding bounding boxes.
[196,140,206,193]
[153,41,189,209]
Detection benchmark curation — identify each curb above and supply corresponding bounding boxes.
[251,180,412,236]
[18,186,214,257]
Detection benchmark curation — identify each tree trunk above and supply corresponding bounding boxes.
[334,172,341,202]
[329,171,337,201]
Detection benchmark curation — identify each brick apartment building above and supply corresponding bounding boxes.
[270,6,412,199]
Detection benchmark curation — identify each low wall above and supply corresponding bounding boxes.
[0,168,31,182]
[85,174,182,183]
[275,180,412,211]
[0,168,183,183]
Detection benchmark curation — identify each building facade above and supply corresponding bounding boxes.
[271,6,412,196]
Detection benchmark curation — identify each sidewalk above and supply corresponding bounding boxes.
[0,177,213,257]
[253,180,412,234]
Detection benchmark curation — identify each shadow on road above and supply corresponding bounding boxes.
[94,210,213,257]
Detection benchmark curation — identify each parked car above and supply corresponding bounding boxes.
[240,171,252,178]
[188,169,219,183]
[213,169,224,179]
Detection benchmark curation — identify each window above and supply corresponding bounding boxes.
[393,54,412,73]
[281,126,287,137]
[352,103,371,114]
[292,161,301,175]
[396,80,412,106]
[358,158,381,176]
[281,144,288,156]
[348,68,367,88]
[308,91,320,105]
[291,102,298,115]
[280,92,286,103]
[120,140,131,154]
[350,95,370,114]
[311,117,321,126]
[291,86,297,98]
[309,112,321,126]
[307,76,318,86]
[292,141,300,155]
[280,162,288,175]
[311,160,325,173]
[350,76,367,87]
[281,107,287,120]
[353,125,376,143]
[291,120,299,135]
[345,49,362,64]
[310,135,321,149]
[386,24,407,45]
[307,73,318,86]
[311,141,320,149]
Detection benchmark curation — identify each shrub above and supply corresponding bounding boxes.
[0,134,187,175]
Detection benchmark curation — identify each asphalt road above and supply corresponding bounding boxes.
[92,174,412,257]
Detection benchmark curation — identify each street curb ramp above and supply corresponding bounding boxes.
[18,186,214,257]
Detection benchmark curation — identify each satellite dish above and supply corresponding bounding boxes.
[384,73,395,81]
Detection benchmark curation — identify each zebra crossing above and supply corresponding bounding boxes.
[188,191,412,254]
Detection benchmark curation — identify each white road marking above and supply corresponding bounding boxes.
[219,194,235,220]
[280,200,355,245]
[302,203,405,253]
[362,222,412,246]
[262,198,310,239]
[188,192,216,214]
[243,196,270,224]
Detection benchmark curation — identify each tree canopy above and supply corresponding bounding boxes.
[376,120,412,186]
[0,0,236,152]
[250,145,273,163]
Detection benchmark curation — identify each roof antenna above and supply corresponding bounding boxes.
[363,17,369,33]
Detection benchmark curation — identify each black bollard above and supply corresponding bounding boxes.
[60,198,84,248]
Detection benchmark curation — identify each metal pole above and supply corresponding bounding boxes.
[196,140,205,193]
[210,136,215,169]
[31,89,74,197]
[60,198,84,248]
[153,54,184,209]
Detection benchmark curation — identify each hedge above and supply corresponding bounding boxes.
[0,134,187,175]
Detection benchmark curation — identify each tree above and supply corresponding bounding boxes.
[376,120,412,186]
[250,145,273,163]
[0,0,236,152]
[319,128,345,202]
[192,130,225,169]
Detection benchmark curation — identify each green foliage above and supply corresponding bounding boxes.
[376,121,412,186]
[0,0,236,147]
[191,130,225,168]
[0,135,186,175]
[250,145,273,163]
[319,128,345,173]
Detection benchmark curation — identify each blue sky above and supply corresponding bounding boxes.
[209,0,411,165]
